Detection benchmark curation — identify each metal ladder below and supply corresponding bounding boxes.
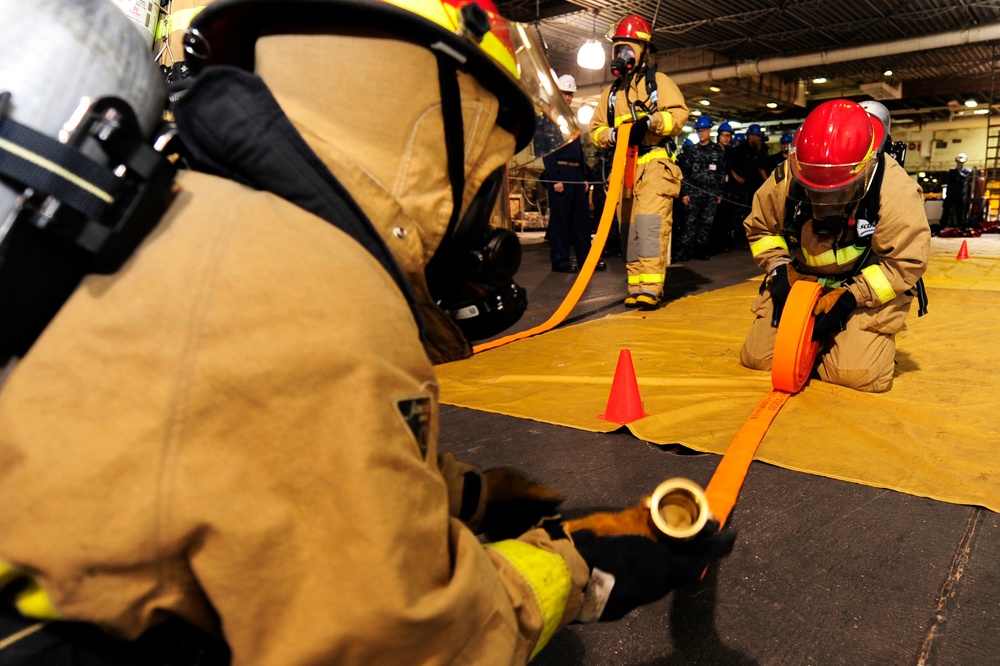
[983,42,1000,225]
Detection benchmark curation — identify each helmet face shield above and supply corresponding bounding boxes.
[788,151,876,237]
[788,149,876,207]
[788,99,879,233]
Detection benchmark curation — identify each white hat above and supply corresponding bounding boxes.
[956,153,967,163]
[556,74,577,93]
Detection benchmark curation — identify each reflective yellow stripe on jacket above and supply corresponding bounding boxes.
[861,264,897,303]
[0,558,60,620]
[800,244,866,268]
[485,540,572,659]
[637,147,670,164]
[750,235,789,258]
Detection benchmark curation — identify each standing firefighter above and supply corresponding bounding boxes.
[0,0,735,663]
[678,115,727,261]
[740,99,930,393]
[589,13,689,309]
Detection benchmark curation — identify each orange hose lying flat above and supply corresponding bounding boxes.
[704,280,823,527]
[472,124,634,354]
[703,390,791,527]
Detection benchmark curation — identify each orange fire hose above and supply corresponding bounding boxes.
[472,124,635,354]
[477,123,820,530]
[704,280,823,527]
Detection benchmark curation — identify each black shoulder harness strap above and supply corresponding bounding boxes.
[607,65,659,125]
[170,67,424,334]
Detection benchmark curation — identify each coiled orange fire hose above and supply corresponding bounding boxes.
[472,124,635,353]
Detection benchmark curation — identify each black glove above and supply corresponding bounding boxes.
[768,264,793,327]
[767,263,818,327]
[572,521,736,622]
[812,287,857,340]
[479,468,564,542]
[627,115,651,147]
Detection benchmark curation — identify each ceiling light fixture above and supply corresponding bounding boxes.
[766,102,778,109]
[883,70,893,76]
[812,77,827,84]
[709,86,721,93]
[965,99,979,108]
[577,10,606,70]
[576,104,595,125]
[577,40,605,70]
[691,109,702,116]
[974,108,990,115]
[699,99,711,106]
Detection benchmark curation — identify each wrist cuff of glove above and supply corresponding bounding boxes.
[577,567,615,623]
[767,257,792,276]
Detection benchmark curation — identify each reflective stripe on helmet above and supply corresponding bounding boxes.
[861,264,897,303]
[750,235,789,257]
[485,540,572,659]
[399,0,518,77]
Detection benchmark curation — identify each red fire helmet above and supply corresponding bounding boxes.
[607,14,653,43]
[789,99,877,203]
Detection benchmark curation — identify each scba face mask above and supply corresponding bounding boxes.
[610,43,638,78]
[425,167,526,341]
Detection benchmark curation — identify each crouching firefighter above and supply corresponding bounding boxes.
[0,0,735,664]
[740,99,930,393]
[589,13,688,309]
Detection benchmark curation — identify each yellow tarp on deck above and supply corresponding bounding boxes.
[436,238,1000,512]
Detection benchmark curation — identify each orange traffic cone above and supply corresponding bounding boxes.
[598,349,649,425]
[956,240,970,260]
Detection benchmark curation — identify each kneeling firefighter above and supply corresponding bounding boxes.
[740,99,930,393]
[0,0,735,664]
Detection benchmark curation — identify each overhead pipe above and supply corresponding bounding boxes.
[668,23,1000,85]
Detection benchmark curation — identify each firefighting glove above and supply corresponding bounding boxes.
[768,263,817,327]
[768,264,793,327]
[479,468,564,542]
[571,521,736,622]
[563,500,658,540]
[627,115,651,147]
[812,287,857,340]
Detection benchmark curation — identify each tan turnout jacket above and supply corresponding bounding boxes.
[0,170,588,665]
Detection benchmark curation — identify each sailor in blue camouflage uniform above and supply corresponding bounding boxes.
[677,116,727,261]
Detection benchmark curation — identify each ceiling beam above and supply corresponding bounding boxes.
[666,23,1000,85]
